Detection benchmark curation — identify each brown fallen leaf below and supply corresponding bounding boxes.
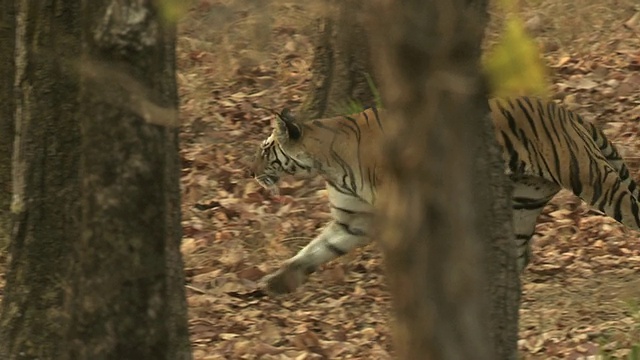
[554,55,573,68]
[292,330,325,355]
[525,14,544,34]
[623,11,640,30]
[236,265,266,281]
[529,264,564,276]
[254,342,286,356]
[322,265,345,286]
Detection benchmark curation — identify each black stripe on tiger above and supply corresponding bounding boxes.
[331,205,356,214]
[323,238,347,256]
[499,131,522,174]
[371,106,383,131]
[343,116,365,187]
[336,221,366,237]
[632,197,640,228]
[613,191,625,223]
[588,160,604,205]
[326,180,366,202]
[515,97,540,139]
[534,104,562,184]
[363,111,371,128]
[512,196,552,210]
[330,147,358,195]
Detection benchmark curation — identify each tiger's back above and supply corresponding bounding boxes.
[492,98,640,225]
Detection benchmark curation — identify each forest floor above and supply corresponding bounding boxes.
[178,1,640,359]
[1,0,640,359]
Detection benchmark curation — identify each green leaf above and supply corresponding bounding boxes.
[157,0,188,23]
[483,16,549,97]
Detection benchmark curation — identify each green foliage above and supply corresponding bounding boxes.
[339,99,370,115]
[332,72,384,115]
[364,72,383,109]
[157,0,188,23]
[483,1,549,97]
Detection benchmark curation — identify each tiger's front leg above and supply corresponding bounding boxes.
[263,197,374,294]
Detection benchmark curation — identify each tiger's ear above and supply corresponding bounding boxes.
[275,108,302,143]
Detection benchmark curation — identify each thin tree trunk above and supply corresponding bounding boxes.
[63,1,191,358]
[0,1,82,358]
[302,0,377,118]
[0,0,16,252]
[475,116,521,360]
[371,0,519,359]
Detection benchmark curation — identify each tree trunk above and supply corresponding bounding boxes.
[63,1,191,359]
[473,114,520,360]
[0,1,82,358]
[0,2,191,359]
[371,0,519,359]
[302,0,377,118]
[0,0,16,252]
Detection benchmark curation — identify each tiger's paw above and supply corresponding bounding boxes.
[261,263,310,295]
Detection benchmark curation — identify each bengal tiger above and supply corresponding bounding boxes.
[250,96,640,294]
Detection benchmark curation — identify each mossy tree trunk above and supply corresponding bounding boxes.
[0,1,191,359]
[0,1,82,358]
[372,0,520,359]
[302,0,377,118]
[0,0,15,252]
[63,1,191,358]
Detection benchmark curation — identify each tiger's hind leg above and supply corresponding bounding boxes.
[511,175,561,271]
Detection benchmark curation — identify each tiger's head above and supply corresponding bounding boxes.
[250,109,317,192]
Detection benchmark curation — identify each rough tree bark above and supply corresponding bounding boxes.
[302,0,377,118]
[0,1,191,359]
[0,0,16,251]
[63,1,191,358]
[0,1,82,358]
[371,0,520,359]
